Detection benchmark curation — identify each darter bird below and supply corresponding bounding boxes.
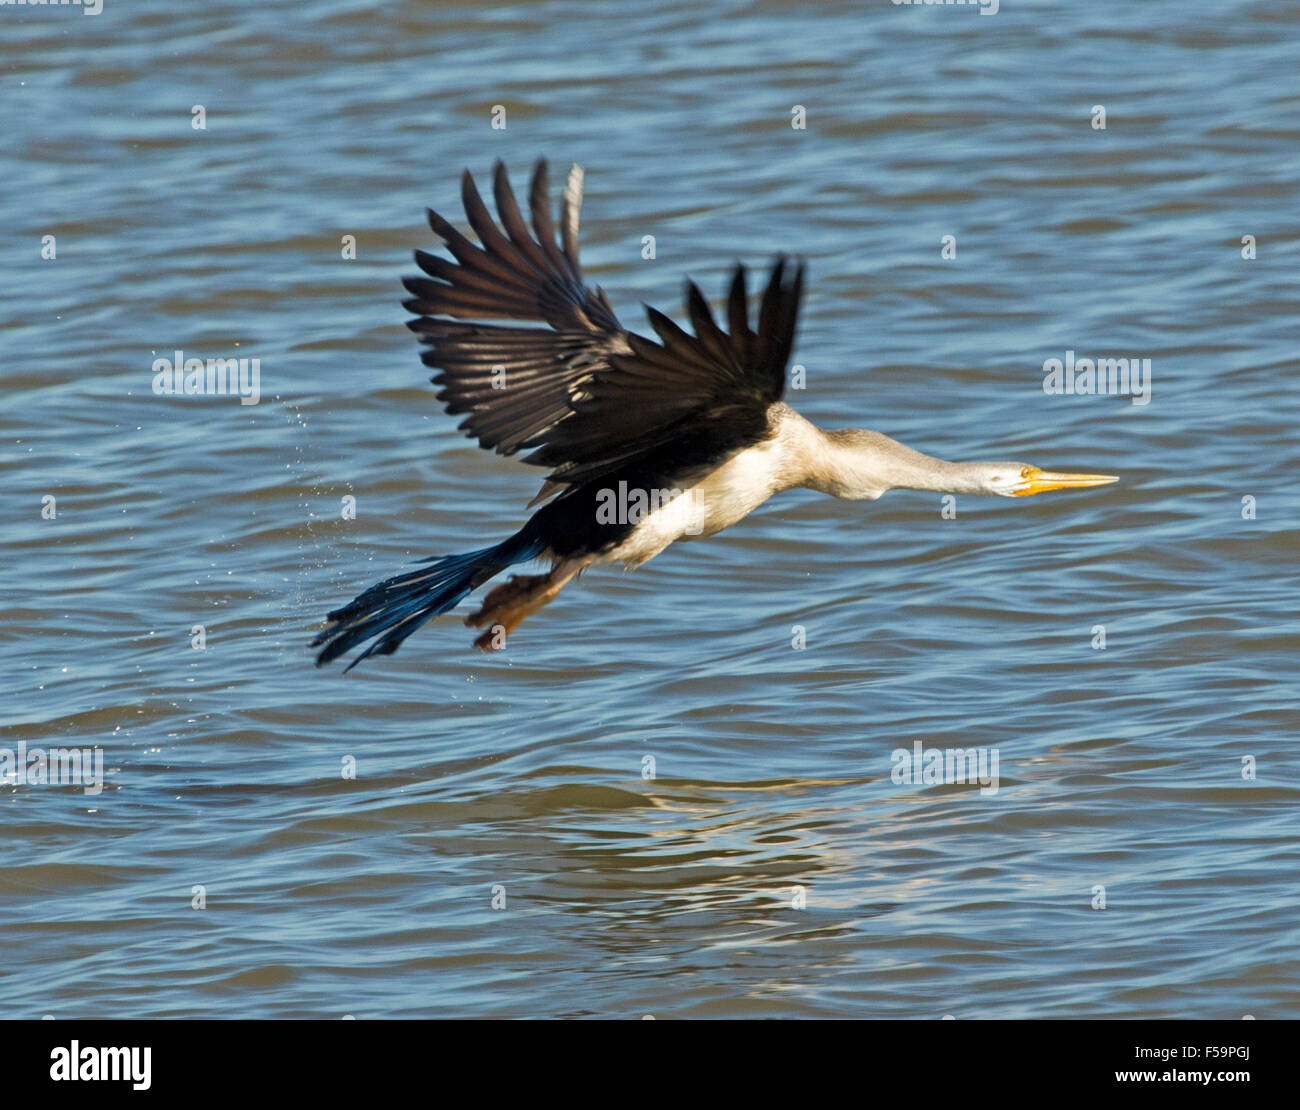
[313,159,1117,669]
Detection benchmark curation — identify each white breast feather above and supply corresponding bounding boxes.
[601,409,814,568]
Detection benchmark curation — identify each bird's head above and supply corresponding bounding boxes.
[977,462,1119,498]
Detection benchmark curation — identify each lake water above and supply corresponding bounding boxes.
[2,0,1298,1018]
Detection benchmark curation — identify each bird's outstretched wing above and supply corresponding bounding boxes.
[403,159,806,490]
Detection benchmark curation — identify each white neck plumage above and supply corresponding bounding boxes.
[803,426,999,499]
[774,406,1117,501]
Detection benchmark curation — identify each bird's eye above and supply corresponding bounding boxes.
[1020,467,1030,478]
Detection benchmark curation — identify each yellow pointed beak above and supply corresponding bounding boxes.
[1012,467,1119,496]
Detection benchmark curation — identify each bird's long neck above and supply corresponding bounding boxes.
[798,425,985,500]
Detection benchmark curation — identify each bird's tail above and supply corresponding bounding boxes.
[313,532,546,670]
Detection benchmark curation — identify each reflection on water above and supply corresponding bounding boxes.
[2,0,1298,1017]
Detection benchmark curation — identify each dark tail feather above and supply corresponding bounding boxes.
[313,534,546,671]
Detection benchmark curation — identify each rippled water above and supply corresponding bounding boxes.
[3,0,1298,1018]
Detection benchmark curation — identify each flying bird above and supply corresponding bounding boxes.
[314,159,1117,669]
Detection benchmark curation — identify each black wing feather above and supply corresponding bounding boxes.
[405,158,806,490]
